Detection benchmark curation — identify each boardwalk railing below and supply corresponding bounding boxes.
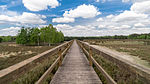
[36,41,73,84]
[77,40,150,84]
[77,40,117,84]
[0,40,73,84]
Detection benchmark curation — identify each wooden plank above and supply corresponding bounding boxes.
[36,41,73,84]
[50,40,102,84]
[78,41,116,84]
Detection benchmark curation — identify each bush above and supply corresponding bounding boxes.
[0,37,2,43]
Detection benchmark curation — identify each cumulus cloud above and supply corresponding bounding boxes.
[112,11,148,22]
[98,25,106,28]
[55,24,73,31]
[134,23,145,28]
[111,0,150,28]
[106,14,114,19]
[54,22,150,36]
[55,24,97,36]
[131,1,150,14]
[86,0,150,36]
[0,27,20,36]
[122,0,130,3]
[0,12,46,25]
[96,18,103,22]
[63,4,101,18]
[52,0,150,36]
[22,0,60,11]
[52,17,75,23]
[122,0,149,3]
[0,5,7,10]
[0,5,18,16]
[52,4,100,23]
[52,4,101,23]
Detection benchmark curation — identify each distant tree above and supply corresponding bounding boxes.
[128,34,140,39]
[0,37,2,43]
[16,24,64,45]
[30,28,40,45]
[59,31,64,42]
[40,27,46,44]
[16,27,28,45]
[137,34,147,39]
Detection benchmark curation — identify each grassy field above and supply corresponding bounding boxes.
[0,42,55,70]
[81,40,149,84]
[84,39,150,64]
[12,54,58,84]
[93,53,144,84]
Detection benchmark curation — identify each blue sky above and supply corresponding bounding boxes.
[0,0,150,36]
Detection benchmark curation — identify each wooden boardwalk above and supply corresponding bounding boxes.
[50,40,102,84]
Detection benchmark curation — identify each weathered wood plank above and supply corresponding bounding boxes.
[78,40,116,84]
[50,40,102,84]
[36,41,73,84]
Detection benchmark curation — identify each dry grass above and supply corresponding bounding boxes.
[12,55,58,84]
[83,39,150,84]
[0,42,55,70]
[93,53,144,84]
[84,39,150,63]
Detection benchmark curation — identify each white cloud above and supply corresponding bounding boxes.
[106,14,114,19]
[96,0,100,2]
[96,18,103,22]
[54,22,150,36]
[98,25,106,28]
[122,0,130,3]
[22,0,60,11]
[0,12,46,25]
[112,11,148,22]
[38,25,48,28]
[131,1,150,14]
[0,5,7,10]
[84,0,150,36]
[96,0,112,3]
[122,0,149,3]
[0,27,20,36]
[120,25,131,29]
[134,23,145,27]
[52,1,150,36]
[63,4,101,18]
[0,5,18,16]
[55,24,73,31]
[55,24,99,36]
[52,17,75,23]
[52,4,101,23]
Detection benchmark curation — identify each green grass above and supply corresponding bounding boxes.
[12,55,58,84]
[0,42,54,70]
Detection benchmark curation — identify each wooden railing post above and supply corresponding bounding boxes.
[58,49,62,66]
[89,46,93,66]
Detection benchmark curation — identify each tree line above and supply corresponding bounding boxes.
[16,24,64,45]
[0,36,16,43]
[64,33,150,41]
[1,31,150,43]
